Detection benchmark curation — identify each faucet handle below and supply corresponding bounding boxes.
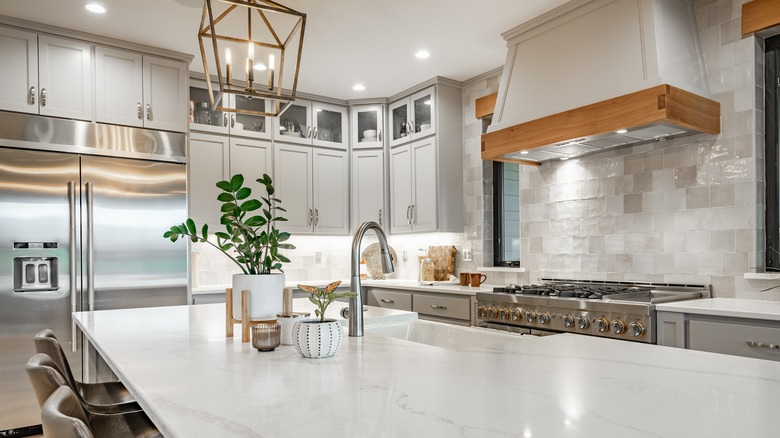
[340,306,368,319]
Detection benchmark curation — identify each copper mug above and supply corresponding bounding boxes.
[469,273,487,287]
[459,272,470,286]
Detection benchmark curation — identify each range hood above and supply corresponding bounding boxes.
[482,0,720,164]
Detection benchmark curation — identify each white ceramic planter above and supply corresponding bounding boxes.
[293,319,344,358]
[232,273,284,320]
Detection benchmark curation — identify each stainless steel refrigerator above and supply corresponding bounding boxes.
[0,113,188,432]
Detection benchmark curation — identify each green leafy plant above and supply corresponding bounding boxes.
[163,173,294,275]
[298,281,357,322]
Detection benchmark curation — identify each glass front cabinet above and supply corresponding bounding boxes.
[189,82,273,139]
[350,104,384,149]
[388,86,436,147]
[277,99,348,150]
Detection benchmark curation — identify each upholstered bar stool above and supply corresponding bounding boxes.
[42,386,162,438]
[26,354,161,437]
[33,329,138,414]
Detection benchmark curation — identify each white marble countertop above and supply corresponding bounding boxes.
[361,278,495,296]
[192,279,351,295]
[72,302,780,437]
[656,297,780,321]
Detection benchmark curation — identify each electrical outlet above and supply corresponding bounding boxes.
[315,251,322,263]
[402,251,408,261]
[463,249,472,262]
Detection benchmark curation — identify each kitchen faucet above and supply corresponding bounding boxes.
[348,221,394,337]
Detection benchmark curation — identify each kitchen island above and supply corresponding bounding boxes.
[73,303,780,437]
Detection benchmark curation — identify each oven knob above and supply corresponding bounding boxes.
[478,306,488,318]
[499,307,510,320]
[511,308,523,322]
[596,318,609,333]
[629,322,646,337]
[525,311,536,323]
[576,316,589,330]
[562,315,575,328]
[611,320,625,334]
[538,313,551,325]
[489,307,499,319]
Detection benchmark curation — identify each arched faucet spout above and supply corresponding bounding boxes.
[349,221,394,336]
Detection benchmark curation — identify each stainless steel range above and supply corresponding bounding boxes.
[476,279,710,343]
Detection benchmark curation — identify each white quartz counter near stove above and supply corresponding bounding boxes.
[72,301,780,437]
[656,297,780,321]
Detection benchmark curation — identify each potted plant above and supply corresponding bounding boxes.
[164,173,294,319]
[294,281,356,358]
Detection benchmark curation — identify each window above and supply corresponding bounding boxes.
[766,36,780,270]
[493,161,521,266]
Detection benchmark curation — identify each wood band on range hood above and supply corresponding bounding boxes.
[742,0,780,36]
[481,84,720,163]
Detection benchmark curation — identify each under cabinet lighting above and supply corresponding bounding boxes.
[352,83,365,91]
[560,157,569,161]
[84,2,106,14]
[616,129,628,134]
[519,150,529,155]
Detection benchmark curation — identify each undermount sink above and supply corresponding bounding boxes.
[365,319,524,349]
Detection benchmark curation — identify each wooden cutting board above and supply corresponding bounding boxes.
[427,245,456,281]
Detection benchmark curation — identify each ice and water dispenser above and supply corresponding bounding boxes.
[13,242,59,292]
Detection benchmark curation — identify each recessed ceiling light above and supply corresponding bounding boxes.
[84,2,106,14]
[253,63,267,71]
[616,129,628,134]
[352,83,365,91]
[415,50,430,59]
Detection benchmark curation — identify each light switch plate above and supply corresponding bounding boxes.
[315,251,322,263]
[463,249,472,262]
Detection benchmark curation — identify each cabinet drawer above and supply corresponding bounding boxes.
[413,293,470,321]
[689,319,780,362]
[366,289,412,311]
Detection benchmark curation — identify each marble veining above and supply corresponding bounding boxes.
[73,303,780,437]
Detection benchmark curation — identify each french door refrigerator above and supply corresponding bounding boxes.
[0,114,187,433]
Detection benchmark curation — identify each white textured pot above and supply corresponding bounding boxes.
[232,273,284,320]
[293,319,344,358]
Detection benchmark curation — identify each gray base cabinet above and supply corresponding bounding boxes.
[366,287,475,326]
[657,311,780,362]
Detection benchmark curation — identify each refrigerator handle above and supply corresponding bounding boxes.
[68,181,79,353]
[86,182,95,312]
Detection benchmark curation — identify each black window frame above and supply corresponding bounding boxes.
[766,36,780,270]
[492,161,521,267]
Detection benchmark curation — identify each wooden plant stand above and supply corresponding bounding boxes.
[225,288,276,342]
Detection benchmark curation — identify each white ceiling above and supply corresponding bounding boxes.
[0,0,570,100]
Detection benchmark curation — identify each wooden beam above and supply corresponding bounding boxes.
[475,92,498,119]
[481,84,720,161]
[743,0,780,36]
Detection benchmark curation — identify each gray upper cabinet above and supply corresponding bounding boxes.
[388,86,436,148]
[189,79,274,139]
[277,99,348,150]
[0,27,92,121]
[351,104,384,149]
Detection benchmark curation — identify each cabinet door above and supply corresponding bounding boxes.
[189,83,230,134]
[389,145,413,233]
[0,26,37,114]
[351,104,384,149]
[388,98,411,147]
[274,143,313,234]
[411,138,437,231]
[189,133,230,228]
[410,86,436,138]
[313,148,349,234]
[312,102,348,149]
[143,55,187,132]
[230,94,273,139]
[95,46,143,127]
[278,100,312,145]
[352,150,385,228]
[228,138,273,200]
[38,35,92,120]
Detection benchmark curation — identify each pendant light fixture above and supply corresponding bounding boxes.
[198,0,306,116]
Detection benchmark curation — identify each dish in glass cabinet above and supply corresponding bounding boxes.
[362,243,397,279]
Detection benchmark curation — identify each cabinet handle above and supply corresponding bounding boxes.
[378,208,382,226]
[380,298,394,304]
[377,129,382,142]
[410,120,415,133]
[146,104,152,121]
[411,204,415,224]
[137,102,143,119]
[29,86,36,105]
[747,341,780,350]
[407,121,413,134]
[223,113,229,127]
[307,208,313,226]
[313,127,318,140]
[406,205,411,225]
[231,114,236,128]
[430,304,447,310]
[40,88,46,107]
[314,208,319,226]
[307,126,312,138]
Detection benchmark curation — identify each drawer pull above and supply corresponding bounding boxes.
[380,298,394,304]
[430,305,447,310]
[747,341,780,350]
